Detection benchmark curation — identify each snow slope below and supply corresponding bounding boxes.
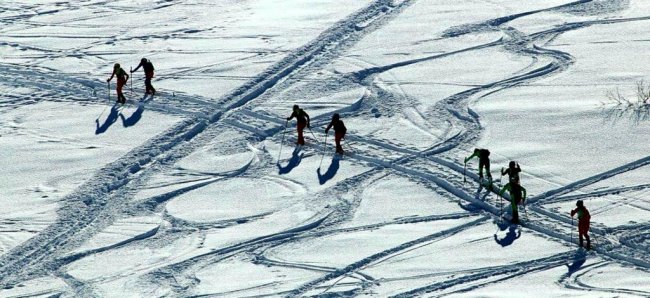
[1,0,650,297]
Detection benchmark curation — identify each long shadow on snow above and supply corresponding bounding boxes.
[119,105,144,127]
[565,250,587,277]
[494,224,521,247]
[277,148,303,175]
[119,95,151,127]
[0,0,422,286]
[317,156,340,185]
[95,104,120,134]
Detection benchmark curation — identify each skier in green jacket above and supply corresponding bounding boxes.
[501,161,521,185]
[499,182,527,224]
[465,148,492,182]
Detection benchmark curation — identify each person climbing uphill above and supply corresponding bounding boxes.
[571,200,591,250]
[501,161,521,185]
[107,63,129,104]
[465,148,492,182]
[286,104,310,146]
[131,58,156,95]
[325,113,347,155]
[499,182,526,224]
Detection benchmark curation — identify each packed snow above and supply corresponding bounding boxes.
[1,0,650,297]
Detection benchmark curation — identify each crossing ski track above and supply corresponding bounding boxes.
[2,0,650,296]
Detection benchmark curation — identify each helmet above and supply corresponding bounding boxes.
[509,161,516,168]
[332,113,340,120]
[113,63,120,69]
[293,104,299,110]
[141,58,147,63]
[576,200,584,207]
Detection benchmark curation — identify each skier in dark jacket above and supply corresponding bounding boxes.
[325,113,347,155]
[571,200,591,250]
[107,63,129,104]
[131,58,156,95]
[286,105,310,145]
[501,161,521,185]
[465,148,492,181]
[499,182,526,224]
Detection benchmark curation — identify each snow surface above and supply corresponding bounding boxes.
[2,0,650,297]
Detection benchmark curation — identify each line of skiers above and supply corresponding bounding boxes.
[464,149,526,224]
[107,58,155,104]
[283,112,590,249]
[107,61,591,250]
[285,105,347,155]
[465,148,591,249]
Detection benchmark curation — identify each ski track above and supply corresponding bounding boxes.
[3,0,650,296]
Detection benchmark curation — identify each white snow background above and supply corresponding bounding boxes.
[1,0,650,297]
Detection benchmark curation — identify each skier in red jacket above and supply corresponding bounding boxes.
[131,58,156,95]
[107,63,129,104]
[325,113,347,155]
[286,105,310,145]
[570,200,591,250]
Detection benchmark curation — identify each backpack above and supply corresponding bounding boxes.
[116,68,127,80]
[144,61,155,72]
[480,149,490,159]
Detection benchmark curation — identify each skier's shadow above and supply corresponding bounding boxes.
[476,185,492,201]
[277,148,303,174]
[95,104,120,135]
[120,104,145,127]
[317,156,340,185]
[565,250,587,276]
[494,223,521,247]
[119,95,151,127]
[474,179,495,201]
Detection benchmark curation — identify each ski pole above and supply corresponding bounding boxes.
[107,81,110,102]
[277,120,288,163]
[523,200,528,221]
[319,132,328,169]
[130,66,133,94]
[591,233,596,250]
[308,126,317,140]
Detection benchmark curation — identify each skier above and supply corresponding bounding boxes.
[286,105,310,146]
[501,161,521,184]
[570,200,591,250]
[465,148,492,182]
[499,182,527,224]
[107,63,129,104]
[325,113,347,155]
[131,58,156,95]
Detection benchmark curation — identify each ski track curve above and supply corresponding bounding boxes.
[3,0,650,296]
[197,7,650,296]
[159,4,650,295]
[0,0,421,288]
